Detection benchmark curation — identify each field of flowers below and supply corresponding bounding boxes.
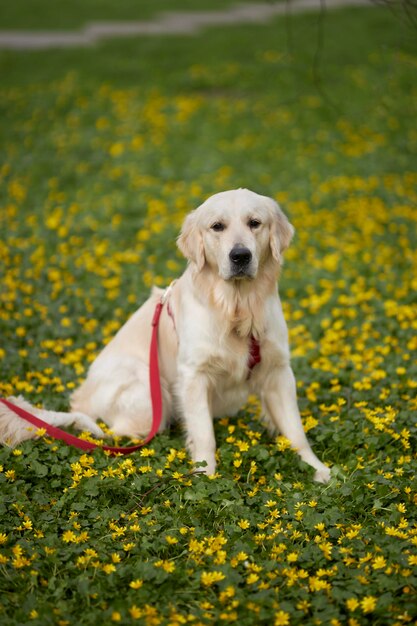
[0,6,416,625]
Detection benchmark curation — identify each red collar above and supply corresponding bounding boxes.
[247,335,261,377]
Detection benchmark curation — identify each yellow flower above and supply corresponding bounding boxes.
[79,454,95,467]
[140,448,155,457]
[62,530,77,543]
[319,541,333,560]
[201,570,226,586]
[12,556,31,568]
[219,586,235,603]
[309,576,331,592]
[129,606,142,619]
[165,535,178,545]
[109,143,124,157]
[154,559,175,573]
[140,506,152,515]
[346,598,359,611]
[360,596,377,613]
[276,436,291,451]
[372,555,386,570]
[238,519,250,529]
[246,573,259,584]
[275,610,290,626]
[235,440,250,452]
[129,579,143,589]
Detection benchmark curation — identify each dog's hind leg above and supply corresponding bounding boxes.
[72,356,171,440]
[102,381,171,440]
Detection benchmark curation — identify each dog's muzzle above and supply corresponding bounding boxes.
[229,245,253,277]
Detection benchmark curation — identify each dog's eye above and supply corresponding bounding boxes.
[249,219,261,230]
[211,222,226,232]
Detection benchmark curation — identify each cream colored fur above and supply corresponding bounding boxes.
[0,189,330,483]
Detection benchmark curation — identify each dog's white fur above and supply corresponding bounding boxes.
[0,189,330,482]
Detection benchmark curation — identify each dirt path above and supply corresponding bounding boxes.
[0,0,373,50]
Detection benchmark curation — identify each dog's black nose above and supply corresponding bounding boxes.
[229,245,252,266]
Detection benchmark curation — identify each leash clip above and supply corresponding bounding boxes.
[160,280,176,305]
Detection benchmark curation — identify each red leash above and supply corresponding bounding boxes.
[0,299,165,456]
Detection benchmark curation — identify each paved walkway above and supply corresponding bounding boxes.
[0,0,372,50]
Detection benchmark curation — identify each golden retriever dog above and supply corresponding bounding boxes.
[0,189,330,483]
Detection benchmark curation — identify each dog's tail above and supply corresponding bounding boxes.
[0,395,104,447]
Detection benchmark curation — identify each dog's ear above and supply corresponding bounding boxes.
[177,210,205,271]
[268,199,295,264]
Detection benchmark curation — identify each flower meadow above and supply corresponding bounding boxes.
[0,6,416,626]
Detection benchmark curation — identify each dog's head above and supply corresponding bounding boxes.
[177,188,294,281]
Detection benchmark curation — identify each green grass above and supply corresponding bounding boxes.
[1,6,417,625]
[0,0,280,30]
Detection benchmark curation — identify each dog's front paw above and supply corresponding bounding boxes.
[313,465,331,484]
